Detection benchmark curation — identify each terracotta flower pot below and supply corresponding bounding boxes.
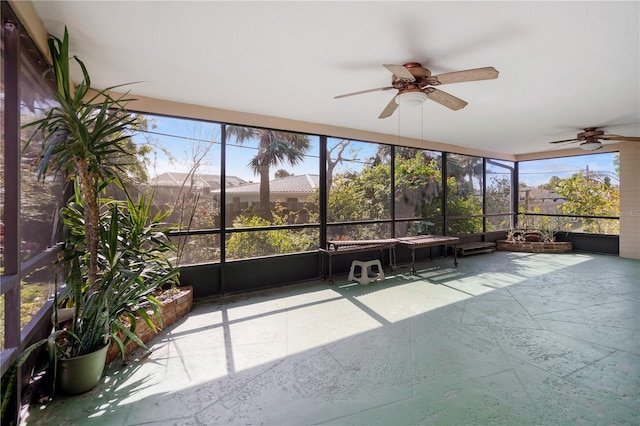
[524,232,541,242]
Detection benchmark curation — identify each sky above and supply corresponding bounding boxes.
[132,114,322,182]
[131,113,619,187]
[518,152,619,187]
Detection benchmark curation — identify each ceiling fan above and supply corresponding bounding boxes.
[334,62,499,119]
[549,127,640,151]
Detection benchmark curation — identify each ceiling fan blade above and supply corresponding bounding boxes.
[425,89,468,111]
[601,134,640,142]
[544,141,580,151]
[383,64,416,81]
[378,96,399,118]
[549,138,580,144]
[431,67,499,85]
[334,86,395,99]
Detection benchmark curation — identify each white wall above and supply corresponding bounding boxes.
[619,143,640,259]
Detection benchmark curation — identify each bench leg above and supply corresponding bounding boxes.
[328,255,334,284]
[411,248,416,273]
[454,244,458,267]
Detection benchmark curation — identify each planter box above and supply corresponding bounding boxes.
[496,240,572,253]
[106,286,193,364]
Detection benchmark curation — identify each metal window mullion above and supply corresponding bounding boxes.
[442,152,448,235]
[513,161,520,228]
[390,145,396,238]
[2,16,22,421]
[482,158,487,234]
[220,124,227,295]
[319,135,327,250]
[3,18,21,351]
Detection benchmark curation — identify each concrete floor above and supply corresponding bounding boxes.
[22,252,639,425]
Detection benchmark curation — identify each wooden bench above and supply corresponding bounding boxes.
[457,242,496,257]
[395,235,460,273]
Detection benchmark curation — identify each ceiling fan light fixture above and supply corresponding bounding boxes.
[395,91,428,107]
[580,138,602,151]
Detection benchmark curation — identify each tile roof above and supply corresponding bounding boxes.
[150,172,247,189]
[224,174,319,194]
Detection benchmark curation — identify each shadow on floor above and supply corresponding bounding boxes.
[23,252,640,425]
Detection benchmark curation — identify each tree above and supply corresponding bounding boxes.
[461,155,483,193]
[394,150,442,236]
[445,176,483,234]
[327,139,351,192]
[140,120,221,265]
[325,146,391,239]
[19,27,179,370]
[225,207,316,259]
[274,169,293,179]
[226,126,310,219]
[23,28,138,292]
[552,172,619,234]
[485,176,512,230]
[447,154,482,196]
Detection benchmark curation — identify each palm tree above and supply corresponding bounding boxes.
[19,29,179,379]
[23,28,137,293]
[447,154,482,196]
[227,126,310,219]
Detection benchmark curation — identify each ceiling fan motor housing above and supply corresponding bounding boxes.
[392,62,436,92]
[578,128,605,139]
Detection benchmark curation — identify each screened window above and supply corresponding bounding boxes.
[394,148,443,236]
[19,35,63,265]
[224,125,319,259]
[326,138,391,240]
[486,159,514,230]
[132,114,223,265]
[446,153,483,234]
[224,126,318,227]
[519,152,620,234]
[1,11,64,348]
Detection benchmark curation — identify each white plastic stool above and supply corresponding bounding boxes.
[348,259,385,285]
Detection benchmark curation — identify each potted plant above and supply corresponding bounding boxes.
[52,186,178,392]
[21,27,179,394]
[498,216,572,253]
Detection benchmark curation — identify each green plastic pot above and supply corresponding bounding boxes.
[56,343,109,395]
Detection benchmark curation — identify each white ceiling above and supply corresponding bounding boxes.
[29,1,640,156]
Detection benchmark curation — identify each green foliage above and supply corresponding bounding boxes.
[447,154,482,197]
[57,186,179,358]
[23,28,138,185]
[226,215,271,258]
[326,149,485,239]
[20,28,179,367]
[508,212,571,243]
[328,158,391,225]
[485,176,512,231]
[274,169,293,179]
[409,220,436,235]
[552,172,619,234]
[226,205,317,259]
[506,228,526,243]
[22,27,140,294]
[328,174,366,222]
[1,339,50,419]
[486,176,511,213]
[395,153,442,219]
[445,176,483,234]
